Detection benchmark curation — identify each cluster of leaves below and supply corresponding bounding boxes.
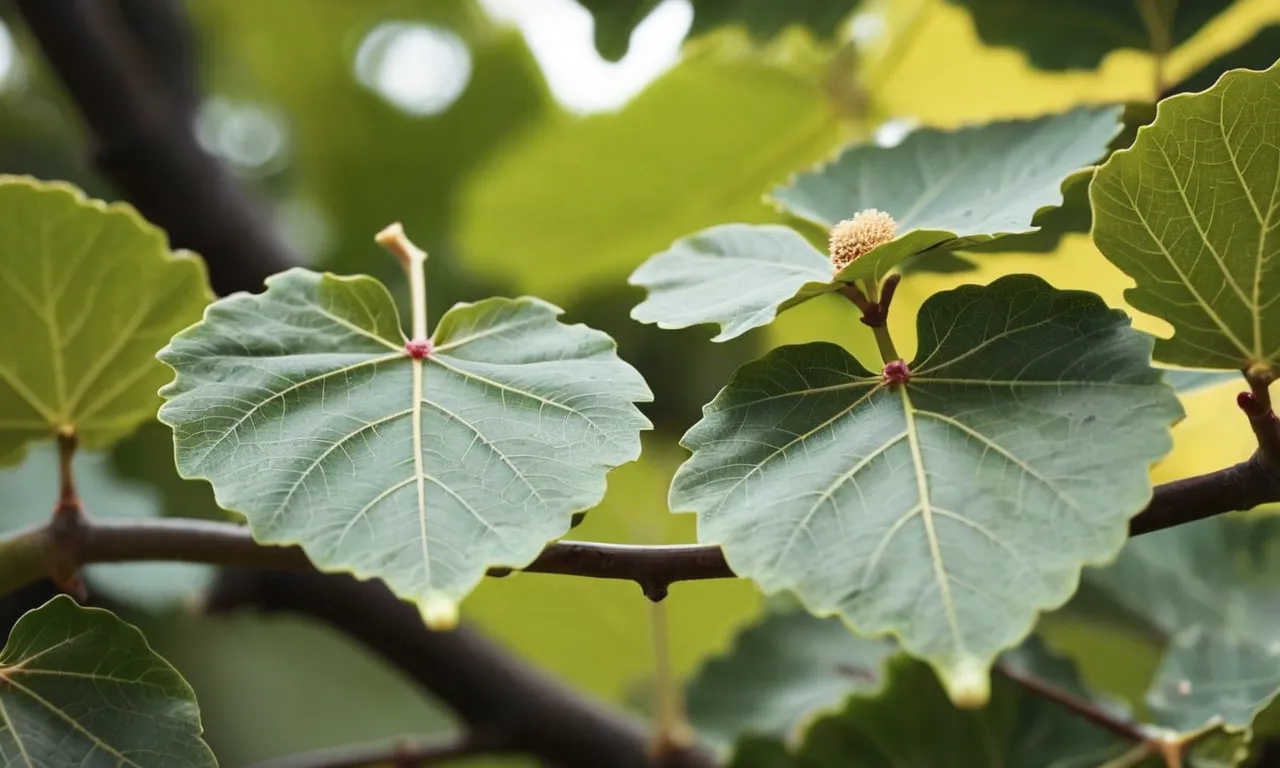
[0,0,1277,764]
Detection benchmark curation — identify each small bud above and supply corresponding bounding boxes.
[829,209,897,272]
[882,360,910,386]
[404,339,433,360]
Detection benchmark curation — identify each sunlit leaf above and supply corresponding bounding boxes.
[157,268,651,626]
[0,444,214,610]
[458,51,846,304]
[0,177,210,465]
[1168,26,1280,96]
[1091,61,1280,371]
[0,595,215,766]
[946,0,1234,70]
[575,0,861,61]
[672,275,1181,704]
[685,610,895,752]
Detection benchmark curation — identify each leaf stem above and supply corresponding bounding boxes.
[376,222,429,340]
[1240,365,1280,472]
[650,601,692,760]
[1136,0,1171,98]
[244,733,502,768]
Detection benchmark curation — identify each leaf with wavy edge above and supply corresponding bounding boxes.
[0,595,215,766]
[629,107,1122,342]
[0,176,210,466]
[157,268,651,626]
[1091,61,1280,371]
[671,274,1181,705]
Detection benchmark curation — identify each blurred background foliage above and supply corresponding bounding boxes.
[1,0,1278,763]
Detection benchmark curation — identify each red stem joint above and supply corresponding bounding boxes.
[882,360,910,386]
[405,339,433,360]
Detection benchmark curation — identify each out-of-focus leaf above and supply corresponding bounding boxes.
[0,595,215,766]
[575,0,861,61]
[458,51,848,304]
[1161,367,1238,394]
[158,268,651,626]
[0,177,210,465]
[685,610,895,752]
[0,444,213,610]
[1091,60,1280,371]
[946,0,1235,70]
[672,275,1181,705]
[1085,515,1280,735]
[1166,25,1280,96]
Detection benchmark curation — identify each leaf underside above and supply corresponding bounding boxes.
[629,107,1124,341]
[672,274,1182,704]
[1091,61,1280,371]
[0,595,215,767]
[0,176,210,466]
[157,268,652,623]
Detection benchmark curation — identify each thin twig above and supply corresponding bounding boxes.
[245,733,500,768]
[995,663,1149,744]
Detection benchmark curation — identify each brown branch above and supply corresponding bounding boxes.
[995,662,1149,744]
[245,733,504,768]
[206,568,717,768]
[14,0,296,295]
[2,449,1279,599]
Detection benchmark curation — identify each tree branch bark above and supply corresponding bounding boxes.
[206,568,716,768]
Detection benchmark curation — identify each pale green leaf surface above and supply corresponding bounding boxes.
[1091,61,1280,371]
[770,106,1124,272]
[0,444,213,611]
[0,177,210,466]
[1085,516,1280,733]
[157,268,651,622]
[685,610,895,752]
[672,275,1182,704]
[0,595,214,767]
[946,0,1234,70]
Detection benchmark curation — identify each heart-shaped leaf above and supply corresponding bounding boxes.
[157,267,652,626]
[0,595,215,766]
[0,177,210,466]
[1091,61,1280,371]
[671,274,1182,704]
[1084,515,1280,734]
[0,444,214,610]
[946,0,1233,70]
[686,609,895,752]
[629,107,1123,341]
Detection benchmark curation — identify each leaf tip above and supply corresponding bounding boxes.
[420,596,459,630]
[942,658,990,709]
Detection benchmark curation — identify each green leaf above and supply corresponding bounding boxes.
[157,268,651,626]
[0,595,215,766]
[576,0,860,61]
[671,274,1181,705]
[1090,60,1280,371]
[630,108,1124,341]
[0,443,214,610]
[779,640,1128,767]
[0,177,211,466]
[629,224,836,342]
[1168,26,1280,96]
[685,610,895,752]
[946,0,1234,70]
[1085,515,1280,734]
